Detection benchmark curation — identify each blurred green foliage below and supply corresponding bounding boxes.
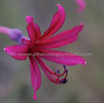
[0,0,104,103]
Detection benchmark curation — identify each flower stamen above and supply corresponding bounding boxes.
[60,79,68,84]
[56,69,60,75]
[51,65,68,84]
[35,56,68,84]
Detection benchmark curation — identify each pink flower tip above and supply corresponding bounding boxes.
[26,16,34,24]
[81,22,84,26]
[80,22,84,30]
[33,95,37,100]
[75,0,86,13]
[82,61,86,66]
[56,4,61,7]
[4,48,6,51]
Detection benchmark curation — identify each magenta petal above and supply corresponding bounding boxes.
[36,48,86,66]
[4,45,28,60]
[33,23,41,39]
[26,16,41,45]
[29,57,41,100]
[35,23,83,48]
[36,36,78,49]
[38,35,78,49]
[39,4,65,40]
[26,16,34,24]
[75,0,86,13]
[27,23,37,45]
[21,37,31,45]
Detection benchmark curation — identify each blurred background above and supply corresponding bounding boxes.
[0,0,104,103]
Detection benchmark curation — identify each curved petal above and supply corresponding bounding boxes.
[35,23,83,48]
[26,16,34,23]
[26,23,37,45]
[39,4,65,40]
[29,57,41,100]
[36,36,77,48]
[21,37,31,45]
[33,23,41,39]
[26,16,41,45]
[75,0,86,13]
[37,23,83,44]
[35,48,86,66]
[4,45,28,60]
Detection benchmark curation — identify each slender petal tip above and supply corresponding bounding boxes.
[4,45,28,60]
[26,16,34,24]
[75,0,86,13]
[33,92,37,100]
[56,4,61,6]
[33,96,37,100]
[81,22,84,26]
[4,48,6,51]
[78,56,86,66]
[79,22,84,31]
[82,61,86,66]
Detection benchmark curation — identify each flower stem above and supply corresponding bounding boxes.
[0,26,11,35]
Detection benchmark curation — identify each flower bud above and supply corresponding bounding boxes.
[8,28,24,44]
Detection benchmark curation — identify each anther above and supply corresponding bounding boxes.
[65,69,68,74]
[63,79,68,84]
[63,65,66,69]
[59,80,64,83]
[56,69,60,75]
[59,79,68,84]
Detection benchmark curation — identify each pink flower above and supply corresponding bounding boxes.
[75,0,86,13]
[0,4,86,99]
